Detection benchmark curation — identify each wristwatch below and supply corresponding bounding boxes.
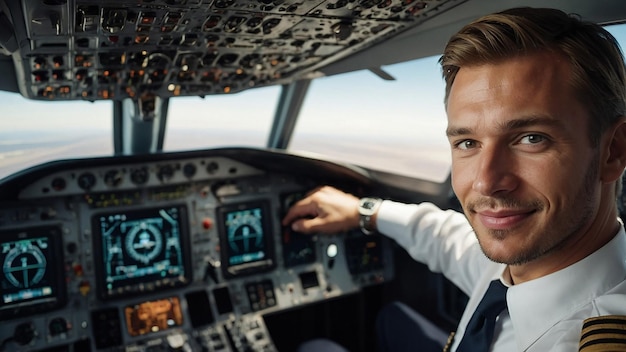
[358,197,382,235]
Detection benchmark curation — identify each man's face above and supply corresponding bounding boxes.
[446,52,601,267]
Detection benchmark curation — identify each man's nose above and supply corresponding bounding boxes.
[471,146,518,196]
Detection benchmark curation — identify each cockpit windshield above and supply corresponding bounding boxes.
[1,23,625,184]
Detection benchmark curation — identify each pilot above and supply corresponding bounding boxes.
[283,7,626,352]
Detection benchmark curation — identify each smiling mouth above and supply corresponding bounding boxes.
[476,209,536,230]
[466,196,544,231]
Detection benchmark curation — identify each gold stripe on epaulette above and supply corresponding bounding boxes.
[579,315,626,352]
[442,332,455,352]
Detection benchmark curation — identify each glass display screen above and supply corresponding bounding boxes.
[217,201,275,278]
[0,226,66,320]
[92,206,191,300]
[124,296,183,337]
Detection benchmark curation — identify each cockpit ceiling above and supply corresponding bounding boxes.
[1,0,465,101]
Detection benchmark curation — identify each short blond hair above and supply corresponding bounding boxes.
[439,7,626,146]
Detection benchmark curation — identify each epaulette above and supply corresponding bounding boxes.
[579,315,626,352]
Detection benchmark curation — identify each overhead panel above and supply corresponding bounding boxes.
[11,0,466,101]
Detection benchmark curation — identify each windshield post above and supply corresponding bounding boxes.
[267,80,311,150]
[113,96,168,155]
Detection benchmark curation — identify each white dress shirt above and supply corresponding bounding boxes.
[376,200,626,351]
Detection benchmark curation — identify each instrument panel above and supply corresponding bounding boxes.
[0,149,393,352]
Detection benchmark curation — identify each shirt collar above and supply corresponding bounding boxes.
[506,226,626,351]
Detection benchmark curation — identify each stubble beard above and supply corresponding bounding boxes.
[468,156,599,266]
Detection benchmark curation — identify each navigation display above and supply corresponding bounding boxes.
[92,206,191,300]
[0,226,66,320]
[217,201,275,278]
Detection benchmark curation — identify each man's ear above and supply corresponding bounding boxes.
[601,117,626,184]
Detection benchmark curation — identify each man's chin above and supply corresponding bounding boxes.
[481,245,543,266]
[478,237,529,265]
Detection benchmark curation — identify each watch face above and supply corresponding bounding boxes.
[362,200,376,210]
[359,198,381,216]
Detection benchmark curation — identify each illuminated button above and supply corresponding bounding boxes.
[33,57,46,69]
[202,218,213,230]
[167,333,185,349]
[139,12,156,25]
[52,56,64,68]
[73,264,84,276]
[326,243,338,258]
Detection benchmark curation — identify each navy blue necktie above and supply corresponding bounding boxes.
[456,280,508,352]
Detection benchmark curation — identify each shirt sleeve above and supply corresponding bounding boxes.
[376,200,492,295]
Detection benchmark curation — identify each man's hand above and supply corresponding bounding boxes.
[282,186,360,234]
